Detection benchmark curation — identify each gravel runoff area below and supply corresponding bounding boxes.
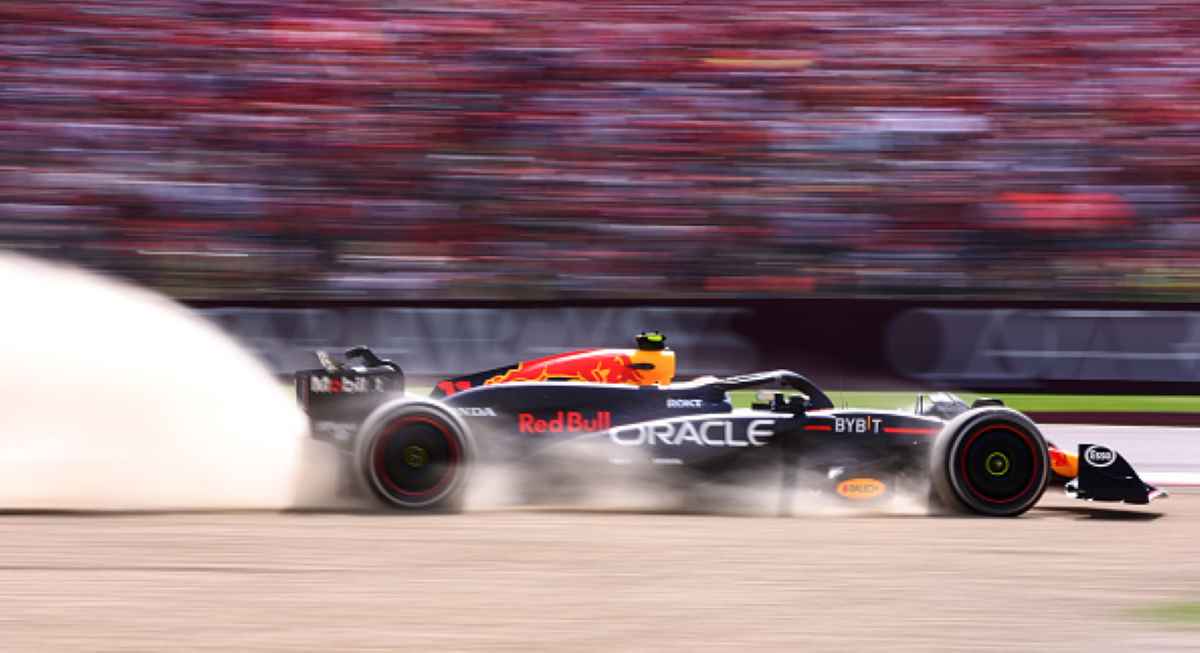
[0,423,1195,652]
[0,496,1195,651]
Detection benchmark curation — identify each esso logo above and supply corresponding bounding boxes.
[1084,445,1116,468]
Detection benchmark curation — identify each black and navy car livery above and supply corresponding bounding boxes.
[294,333,1163,516]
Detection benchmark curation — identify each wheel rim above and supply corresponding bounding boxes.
[957,425,1041,505]
[371,416,461,500]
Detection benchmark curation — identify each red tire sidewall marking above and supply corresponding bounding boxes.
[372,415,462,498]
[957,424,1042,505]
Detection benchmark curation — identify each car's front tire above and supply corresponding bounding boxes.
[930,408,1049,517]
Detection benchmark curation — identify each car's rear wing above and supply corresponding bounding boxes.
[1066,443,1166,505]
[294,347,406,431]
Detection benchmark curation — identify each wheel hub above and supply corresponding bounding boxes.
[985,451,1010,477]
[403,445,429,469]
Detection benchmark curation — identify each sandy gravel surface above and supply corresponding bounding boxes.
[0,493,1195,652]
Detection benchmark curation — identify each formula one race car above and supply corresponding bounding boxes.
[295,333,1164,516]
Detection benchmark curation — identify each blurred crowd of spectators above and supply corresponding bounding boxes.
[3,0,1200,301]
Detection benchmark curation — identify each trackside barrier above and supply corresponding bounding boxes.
[198,303,1200,391]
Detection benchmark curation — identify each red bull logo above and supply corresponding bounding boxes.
[519,411,612,434]
[486,349,645,386]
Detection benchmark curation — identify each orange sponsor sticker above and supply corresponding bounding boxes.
[835,478,887,500]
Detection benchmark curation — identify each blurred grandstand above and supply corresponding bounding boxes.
[2,1,1199,301]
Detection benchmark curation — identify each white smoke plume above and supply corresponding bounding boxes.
[0,253,310,510]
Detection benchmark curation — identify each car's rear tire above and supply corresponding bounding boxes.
[930,408,1049,517]
[354,399,473,511]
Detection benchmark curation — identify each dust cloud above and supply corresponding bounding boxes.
[461,436,932,517]
[0,253,311,510]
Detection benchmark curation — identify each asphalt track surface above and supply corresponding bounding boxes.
[1,426,1198,652]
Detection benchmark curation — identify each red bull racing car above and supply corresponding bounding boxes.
[295,332,1164,516]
